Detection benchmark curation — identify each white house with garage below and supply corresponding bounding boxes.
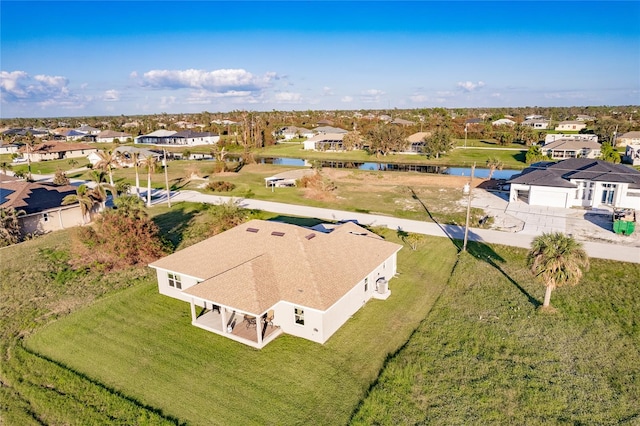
[149,220,402,349]
[508,158,640,210]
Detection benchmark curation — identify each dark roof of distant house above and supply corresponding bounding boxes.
[22,141,94,154]
[509,158,640,189]
[2,128,48,136]
[0,180,79,214]
[465,118,484,124]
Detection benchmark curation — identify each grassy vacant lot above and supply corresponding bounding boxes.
[351,244,640,424]
[1,203,459,425]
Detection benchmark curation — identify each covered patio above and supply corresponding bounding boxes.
[189,299,282,349]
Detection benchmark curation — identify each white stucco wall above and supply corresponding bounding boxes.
[153,268,202,302]
[275,301,325,344]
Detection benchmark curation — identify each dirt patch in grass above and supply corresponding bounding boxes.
[321,168,484,189]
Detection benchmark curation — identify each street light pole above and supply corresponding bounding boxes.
[163,149,171,208]
[462,162,475,252]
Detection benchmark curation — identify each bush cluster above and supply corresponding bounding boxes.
[207,180,235,192]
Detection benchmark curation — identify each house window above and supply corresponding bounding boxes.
[168,272,182,289]
[42,212,49,222]
[364,277,368,292]
[294,307,305,325]
[601,184,617,205]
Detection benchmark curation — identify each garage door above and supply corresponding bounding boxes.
[531,190,568,207]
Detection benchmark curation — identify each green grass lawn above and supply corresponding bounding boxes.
[4,206,459,425]
[351,244,640,424]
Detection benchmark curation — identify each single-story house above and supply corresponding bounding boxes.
[86,146,160,167]
[555,121,587,132]
[391,118,415,126]
[274,126,315,140]
[22,142,97,162]
[304,133,346,151]
[1,128,49,138]
[312,126,348,135]
[0,175,85,235]
[575,114,596,122]
[96,130,133,143]
[616,131,640,147]
[508,158,640,210]
[521,119,550,129]
[542,138,601,160]
[465,118,484,125]
[149,219,402,349]
[405,132,432,153]
[492,118,516,126]
[135,130,219,146]
[0,143,19,154]
[623,144,640,166]
[75,125,101,135]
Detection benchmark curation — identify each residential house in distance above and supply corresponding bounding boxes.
[303,133,346,151]
[575,114,596,122]
[149,219,402,348]
[623,144,640,166]
[508,158,640,209]
[0,143,19,155]
[275,126,315,141]
[22,142,97,162]
[391,118,415,126]
[492,118,516,126]
[405,132,431,153]
[555,121,587,132]
[135,130,219,146]
[545,133,598,144]
[541,138,601,160]
[75,125,101,135]
[96,130,133,143]
[521,119,550,129]
[313,126,348,135]
[0,175,85,235]
[616,131,640,147]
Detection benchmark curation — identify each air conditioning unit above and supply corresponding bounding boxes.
[376,278,388,294]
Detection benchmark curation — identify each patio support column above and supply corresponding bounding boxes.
[220,308,228,334]
[256,315,263,345]
[189,299,196,323]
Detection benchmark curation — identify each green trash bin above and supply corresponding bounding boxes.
[613,220,636,236]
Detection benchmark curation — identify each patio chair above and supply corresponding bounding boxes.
[244,314,257,328]
[264,310,274,327]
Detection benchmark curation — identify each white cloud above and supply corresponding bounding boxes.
[360,89,385,103]
[140,68,276,93]
[274,92,302,103]
[341,96,354,103]
[103,89,120,101]
[159,96,177,109]
[491,92,502,98]
[129,71,138,78]
[457,81,485,92]
[322,86,334,96]
[0,70,87,109]
[410,94,428,103]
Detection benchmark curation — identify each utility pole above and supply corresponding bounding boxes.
[163,149,171,208]
[462,162,475,252]
[464,123,468,148]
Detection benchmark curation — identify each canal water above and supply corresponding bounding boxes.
[254,157,520,180]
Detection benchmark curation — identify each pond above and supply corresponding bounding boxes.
[253,157,520,180]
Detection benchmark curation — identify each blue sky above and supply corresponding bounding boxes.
[1,1,639,118]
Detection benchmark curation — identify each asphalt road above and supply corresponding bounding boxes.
[167,189,640,264]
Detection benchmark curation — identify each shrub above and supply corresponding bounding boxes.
[207,180,235,192]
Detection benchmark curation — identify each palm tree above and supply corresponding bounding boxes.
[485,157,504,179]
[94,150,118,186]
[527,232,590,309]
[62,184,97,224]
[131,151,141,197]
[0,207,25,247]
[142,155,157,207]
[0,162,12,175]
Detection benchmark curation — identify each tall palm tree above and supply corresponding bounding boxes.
[527,232,590,308]
[94,150,118,186]
[142,155,157,207]
[0,207,25,247]
[62,184,97,224]
[131,151,141,197]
